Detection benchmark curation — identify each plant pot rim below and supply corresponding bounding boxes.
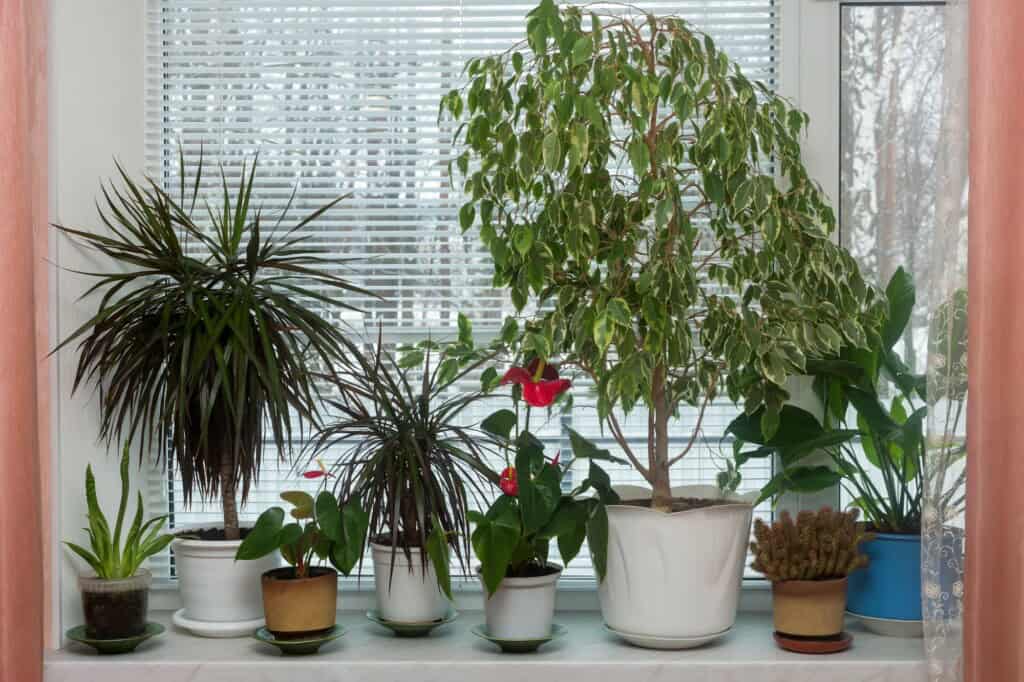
[475,562,563,587]
[607,484,757,515]
[772,576,848,595]
[78,569,152,592]
[262,566,338,582]
[864,531,922,542]
[172,527,252,548]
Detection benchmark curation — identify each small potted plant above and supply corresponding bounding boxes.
[750,507,871,653]
[307,337,500,628]
[729,268,937,636]
[444,0,884,647]
[54,154,369,636]
[471,368,617,646]
[64,444,174,642]
[235,479,368,641]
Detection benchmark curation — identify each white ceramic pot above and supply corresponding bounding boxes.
[479,564,561,640]
[597,485,757,647]
[371,543,449,622]
[172,534,280,637]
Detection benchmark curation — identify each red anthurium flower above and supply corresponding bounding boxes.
[500,360,571,408]
[302,458,333,479]
[499,466,519,497]
[549,451,560,467]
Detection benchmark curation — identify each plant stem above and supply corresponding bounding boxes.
[650,363,673,511]
[221,458,240,541]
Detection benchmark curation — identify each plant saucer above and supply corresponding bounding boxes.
[65,622,165,655]
[774,630,853,654]
[254,624,346,655]
[366,609,458,637]
[470,623,567,653]
[846,611,924,638]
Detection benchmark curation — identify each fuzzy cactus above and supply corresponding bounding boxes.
[750,507,872,582]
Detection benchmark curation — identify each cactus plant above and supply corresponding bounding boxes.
[750,507,871,582]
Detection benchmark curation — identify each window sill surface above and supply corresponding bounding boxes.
[47,611,926,682]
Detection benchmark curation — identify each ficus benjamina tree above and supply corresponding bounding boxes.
[443,0,885,511]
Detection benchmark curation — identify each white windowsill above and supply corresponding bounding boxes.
[46,610,926,682]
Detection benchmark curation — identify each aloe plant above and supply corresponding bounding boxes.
[64,444,174,580]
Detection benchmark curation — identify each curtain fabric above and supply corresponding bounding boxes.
[0,1,48,681]
[965,0,1024,680]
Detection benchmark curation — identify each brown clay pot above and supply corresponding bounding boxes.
[772,577,848,638]
[261,566,338,638]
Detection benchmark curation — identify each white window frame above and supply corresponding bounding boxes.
[50,0,949,635]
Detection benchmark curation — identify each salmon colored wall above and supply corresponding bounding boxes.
[967,1,1024,680]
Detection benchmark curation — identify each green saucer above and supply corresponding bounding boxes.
[366,609,457,637]
[254,624,346,655]
[66,622,165,655]
[470,623,567,653]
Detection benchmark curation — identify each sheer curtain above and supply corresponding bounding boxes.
[921,1,968,681]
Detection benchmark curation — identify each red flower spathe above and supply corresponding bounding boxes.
[500,361,571,408]
[499,466,519,496]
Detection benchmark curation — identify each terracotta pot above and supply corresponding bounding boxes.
[261,566,338,638]
[772,577,848,638]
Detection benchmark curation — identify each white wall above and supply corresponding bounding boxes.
[51,0,151,640]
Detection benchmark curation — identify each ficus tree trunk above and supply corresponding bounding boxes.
[649,365,674,512]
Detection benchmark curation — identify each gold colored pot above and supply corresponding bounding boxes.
[771,577,847,637]
[261,566,338,638]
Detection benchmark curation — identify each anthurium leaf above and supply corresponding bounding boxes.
[425,520,453,601]
[567,428,627,464]
[882,266,915,349]
[586,501,609,581]
[332,496,369,575]
[756,466,842,505]
[481,409,517,440]
[235,506,284,561]
[281,490,315,519]
[727,405,824,447]
[472,510,521,595]
[316,491,342,543]
[554,503,588,566]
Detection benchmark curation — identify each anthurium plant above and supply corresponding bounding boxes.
[443,0,884,511]
[727,268,926,534]
[235,475,369,579]
[471,365,620,595]
[65,444,175,580]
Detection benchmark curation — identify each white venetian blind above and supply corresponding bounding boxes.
[144,0,779,583]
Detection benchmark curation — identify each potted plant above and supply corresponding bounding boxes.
[444,0,883,646]
[728,268,932,636]
[235,482,368,640]
[54,155,369,636]
[306,337,501,625]
[471,368,617,644]
[64,444,174,641]
[749,508,871,653]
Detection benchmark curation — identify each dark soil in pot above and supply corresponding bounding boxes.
[82,588,148,639]
[620,497,733,512]
[174,527,256,541]
[506,562,561,579]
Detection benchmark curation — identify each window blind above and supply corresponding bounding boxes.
[144,0,779,583]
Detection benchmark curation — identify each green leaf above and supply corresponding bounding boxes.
[882,266,915,349]
[425,519,453,600]
[316,491,342,543]
[606,298,632,327]
[567,428,627,464]
[593,312,612,352]
[543,132,562,172]
[280,490,315,520]
[235,507,284,561]
[481,408,517,440]
[472,510,521,595]
[457,312,473,345]
[459,202,476,231]
[628,140,650,177]
[572,36,593,66]
[757,466,842,505]
[514,226,535,255]
[587,502,609,581]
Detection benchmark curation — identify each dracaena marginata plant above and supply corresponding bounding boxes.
[54,153,372,540]
[443,1,884,511]
[64,443,175,579]
[304,333,502,598]
[727,268,929,534]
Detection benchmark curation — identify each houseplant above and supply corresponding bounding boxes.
[750,507,871,653]
[444,0,883,645]
[728,267,930,635]
[235,484,368,639]
[307,336,501,625]
[65,444,174,641]
[54,154,369,636]
[470,368,617,643]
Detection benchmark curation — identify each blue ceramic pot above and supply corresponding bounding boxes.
[846,533,921,621]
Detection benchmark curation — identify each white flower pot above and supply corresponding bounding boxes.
[479,564,561,640]
[597,485,757,648]
[371,543,449,622]
[172,534,280,637]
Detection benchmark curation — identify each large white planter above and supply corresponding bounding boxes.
[371,543,449,622]
[171,534,280,638]
[479,564,561,640]
[597,485,757,648]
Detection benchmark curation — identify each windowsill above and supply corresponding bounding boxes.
[46,611,926,682]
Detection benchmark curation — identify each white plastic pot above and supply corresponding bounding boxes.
[371,543,449,622]
[597,485,757,648]
[171,534,280,638]
[479,564,561,640]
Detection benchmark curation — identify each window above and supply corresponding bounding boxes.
[144,0,781,583]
